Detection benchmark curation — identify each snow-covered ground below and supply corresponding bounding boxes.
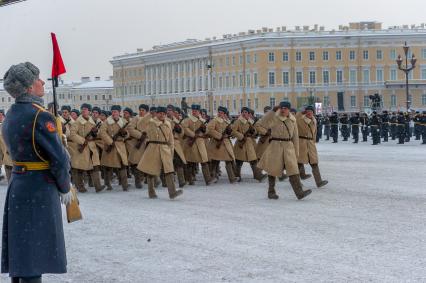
[1,140,425,282]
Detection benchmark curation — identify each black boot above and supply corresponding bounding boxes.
[267,175,279,200]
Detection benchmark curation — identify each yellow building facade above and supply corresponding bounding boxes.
[110,23,426,114]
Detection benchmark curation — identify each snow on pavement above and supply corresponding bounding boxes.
[0,140,425,282]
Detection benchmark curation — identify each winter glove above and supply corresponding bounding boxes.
[60,187,75,206]
[174,124,182,134]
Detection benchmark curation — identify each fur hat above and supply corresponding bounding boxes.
[3,62,40,98]
[80,103,92,111]
[111,105,122,112]
[156,106,167,113]
[279,101,291,109]
[139,104,149,111]
[61,105,71,112]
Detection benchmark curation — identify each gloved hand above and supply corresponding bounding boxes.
[60,186,76,205]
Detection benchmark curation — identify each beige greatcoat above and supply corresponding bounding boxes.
[254,123,270,159]
[181,114,209,163]
[169,117,187,164]
[99,116,129,168]
[296,112,319,165]
[257,110,300,177]
[0,123,12,167]
[68,115,101,171]
[138,117,174,176]
[126,113,152,165]
[232,116,257,162]
[206,116,235,161]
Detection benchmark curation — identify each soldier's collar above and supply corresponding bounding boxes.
[276,111,295,122]
[106,116,124,127]
[303,115,313,125]
[77,115,95,125]
[188,114,199,123]
[238,116,248,124]
[215,116,224,123]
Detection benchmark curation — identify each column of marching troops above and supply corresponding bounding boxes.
[0,101,331,200]
[315,110,426,145]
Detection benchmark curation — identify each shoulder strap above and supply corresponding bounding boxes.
[32,108,48,163]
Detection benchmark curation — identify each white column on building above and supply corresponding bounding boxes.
[195,59,199,92]
[201,58,206,91]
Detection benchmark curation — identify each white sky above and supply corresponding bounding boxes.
[1,0,426,82]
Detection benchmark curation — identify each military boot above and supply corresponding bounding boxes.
[87,171,94,188]
[225,161,237,183]
[184,164,194,185]
[234,160,243,182]
[311,164,328,188]
[104,168,113,190]
[201,163,212,185]
[209,160,219,183]
[250,160,266,182]
[289,175,312,200]
[298,163,312,180]
[119,167,129,191]
[165,173,183,199]
[267,175,279,200]
[90,168,105,193]
[132,166,143,189]
[278,172,288,182]
[147,176,157,199]
[160,171,167,188]
[19,276,42,283]
[176,166,187,188]
[72,169,87,193]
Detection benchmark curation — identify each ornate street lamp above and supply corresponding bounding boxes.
[396,41,417,111]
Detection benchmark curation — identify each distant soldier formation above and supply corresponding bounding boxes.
[315,110,426,145]
[0,100,337,200]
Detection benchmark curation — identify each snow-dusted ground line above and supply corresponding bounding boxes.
[1,140,425,282]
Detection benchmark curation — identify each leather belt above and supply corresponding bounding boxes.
[299,136,313,140]
[270,137,292,142]
[147,141,169,145]
[13,161,50,172]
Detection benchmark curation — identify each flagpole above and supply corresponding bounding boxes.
[51,77,59,117]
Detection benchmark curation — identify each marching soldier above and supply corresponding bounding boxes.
[91,106,102,123]
[316,114,323,142]
[349,112,360,143]
[370,111,381,145]
[397,112,406,144]
[296,106,328,188]
[60,105,73,139]
[126,104,150,189]
[138,106,183,199]
[232,107,265,182]
[257,101,312,200]
[329,112,339,143]
[70,108,79,120]
[413,111,421,140]
[99,105,130,191]
[182,104,211,185]
[206,106,237,183]
[69,103,104,193]
[323,114,331,141]
[390,112,398,140]
[255,106,272,160]
[167,105,188,188]
[381,110,390,142]
[360,112,369,142]
[340,113,350,141]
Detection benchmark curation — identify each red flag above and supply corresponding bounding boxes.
[51,32,66,79]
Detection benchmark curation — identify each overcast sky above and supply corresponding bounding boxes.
[1,0,426,82]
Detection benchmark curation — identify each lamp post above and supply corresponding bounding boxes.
[396,41,417,111]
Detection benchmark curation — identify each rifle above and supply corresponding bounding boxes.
[135,132,147,149]
[105,121,130,153]
[215,118,236,149]
[187,120,208,147]
[238,122,256,149]
[78,121,102,153]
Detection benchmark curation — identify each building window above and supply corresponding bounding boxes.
[214,100,217,110]
[94,95,98,100]
[350,96,356,108]
[336,50,342,61]
[322,51,329,61]
[422,94,426,105]
[269,97,276,107]
[363,50,369,60]
[239,74,243,87]
[282,52,289,62]
[246,54,251,64]
[225,76,230,89]
[363,96,370,107]
[349,50,356,61]
[254,53,257,63]
[323,70,329,84]
[225,57,230,66]
[376,50,383,60]
[233,99,236,110]
[255,98,258,109]
[309,71,316,84]
[254,73,258,86]
[309,51,315,61]
[363,69,370,84]
[240,99,243,109]
[239,55,243,65]
[422,69,426,80]
[376,69,383,82]
[336,70,343,84]
[232,75,236,88]
[390,49,397,60]
[268,52,275,62]
[282,72,289,85]
[232,56,236,66]
[296,71,303,85]
[246,74,251,87]
[268,72,275,86]
[390,69,397,81]
[247,98,251,109]
[296,51,302,62]
[391,95,397,107]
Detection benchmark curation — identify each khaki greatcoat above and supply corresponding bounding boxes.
[99,116,129,168]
